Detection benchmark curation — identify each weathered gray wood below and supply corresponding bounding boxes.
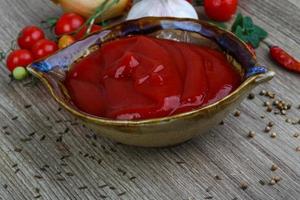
[0,0,299,199]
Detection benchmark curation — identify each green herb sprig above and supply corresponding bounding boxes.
[231,13,268,48]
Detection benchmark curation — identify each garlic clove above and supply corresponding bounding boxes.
[127,0,198,20]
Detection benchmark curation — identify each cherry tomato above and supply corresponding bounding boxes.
[55,13,85,36]
[58,35,75,49]
[6,49,33,72]
[31,39,58,60]
[204,0,238,22]
[17,26,45,50]
[74,25,102,40]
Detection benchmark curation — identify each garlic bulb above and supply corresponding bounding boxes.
[127,0,198,20]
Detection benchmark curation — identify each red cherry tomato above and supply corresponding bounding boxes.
[6,49,33,72]
[55,13,85,36]
[31,39,58,60]
[17,26,45,50]
[204,0,238,22]
[74,25,102,40]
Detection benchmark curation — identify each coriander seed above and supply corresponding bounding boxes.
[270,132,277,138]
[271,164,278,171]
[248,131,256,138]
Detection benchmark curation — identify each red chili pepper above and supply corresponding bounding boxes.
[270,46,300,73]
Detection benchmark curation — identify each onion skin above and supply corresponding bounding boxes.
[52,0,132,21]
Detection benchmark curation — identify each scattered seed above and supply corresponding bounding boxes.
[20,138,32,142]
[83,153,89,157]
[273,176,281,182]
[39,167,47,172]
[97,159,102,164]
[12,163,18,168]
[4,131,10,135]
[266,106,273,112]
[66,172,74,177]
[260,90,266,96]
[14,168,20,174]
[34,194,41,199]
[271,164,278,171]
[118,192,126,196]
[206,186,212,192]
[219,121,224,125]
[204,196,213,199]
[99,184,107,188]
[55,119,62,123]
[239,181,248,190]
[259,180,265,186]
[263,101,270,107]
[117,168,127,175]
[11,116,18,120]
[3,184,8,189]
[129,176,136,181]
[234,111,241,117]
[2,125,8,129]
[281,110,286,115]
[40,135,46,141]
[248,93,255,100]
[58,107,62,111]
[248,131,256,138]
[56,136,63,142]
[24,104,32,109]
[60,163,67,167]
[57,177,66,181]
[64,127,69,133]
[270,132,277,138]
[91,142,97,147]
[60,155,70,160]
[293,133,299,138]
[34,188,40,193]
[176,161,186,165]
[260,115,265,119]
[34,175,43,179]
[269,179,276,185]
[285,119,292,123]
[215,175,222,180]
[100,194,107,198]
[264,126,271,133]
[79,186,88,190]
[109,186,116,190]
[268,122,274,127]
[29,132,36,137]
[14,147,22,153]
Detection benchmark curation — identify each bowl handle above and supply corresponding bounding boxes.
[253,69,275,84]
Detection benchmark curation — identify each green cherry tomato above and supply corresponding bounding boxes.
[13,66,28,80]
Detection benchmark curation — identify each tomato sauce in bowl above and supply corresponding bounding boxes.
[64,36,241,120]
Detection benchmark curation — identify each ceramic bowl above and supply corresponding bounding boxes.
[27,17,275,147]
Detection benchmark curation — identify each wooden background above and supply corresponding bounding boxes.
[0,0,299,199]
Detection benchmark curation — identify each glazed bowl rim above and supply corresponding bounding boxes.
[28,17,274,126]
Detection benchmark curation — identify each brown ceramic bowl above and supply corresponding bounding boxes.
[27,17,275,147]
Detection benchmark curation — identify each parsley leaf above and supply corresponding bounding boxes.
[231,13,268,48]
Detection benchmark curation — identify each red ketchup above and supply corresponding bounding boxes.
[64,36,241,120]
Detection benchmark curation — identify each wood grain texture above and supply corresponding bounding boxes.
[0,0,299,199]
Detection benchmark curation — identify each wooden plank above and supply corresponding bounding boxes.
[0,0,299,200]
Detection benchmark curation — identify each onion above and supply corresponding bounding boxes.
[52,0,132,21]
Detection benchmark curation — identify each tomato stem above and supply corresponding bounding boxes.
[73,0,119,37]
